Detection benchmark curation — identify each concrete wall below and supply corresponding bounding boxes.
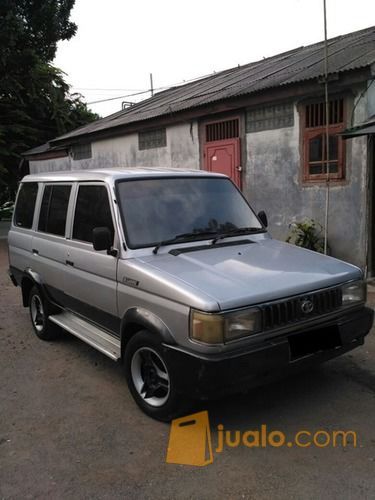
[29,87,372,270]
[29,122,200,173]
[244,91,369,270]
[30,156,71,173]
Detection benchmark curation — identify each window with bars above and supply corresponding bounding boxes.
[205,119,239,142]
[138,128,167,150]
[303,98,345,181]
[71,143,92,161]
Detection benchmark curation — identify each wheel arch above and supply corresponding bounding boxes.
[21,269,43,307]
[120,307,176,356]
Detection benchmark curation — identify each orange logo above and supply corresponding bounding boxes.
[166,411,357,465]
[166,411,213,466]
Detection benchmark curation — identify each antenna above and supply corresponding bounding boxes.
[323,0,330,255]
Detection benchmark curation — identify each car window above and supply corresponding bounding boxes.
[14,182,38,229]
[117,177,262,248]
[38,184,71,236]
[72,185,114,244]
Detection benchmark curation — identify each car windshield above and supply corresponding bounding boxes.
[116,177,264,249]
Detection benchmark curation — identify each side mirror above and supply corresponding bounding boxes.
[92,227,115,255]
[258,210,268,228]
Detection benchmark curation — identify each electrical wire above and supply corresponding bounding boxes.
[84,69,224,105]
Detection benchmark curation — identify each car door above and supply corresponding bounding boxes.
[30,183,73,306]
[63,182,119,335]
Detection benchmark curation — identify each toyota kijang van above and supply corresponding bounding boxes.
[8,168,373,420]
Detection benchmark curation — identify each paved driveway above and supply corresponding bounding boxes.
[0,239,374,499]
[0,221,10,239]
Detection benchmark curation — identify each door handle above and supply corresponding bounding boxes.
[32,249,39,255]
[66,260,74,267]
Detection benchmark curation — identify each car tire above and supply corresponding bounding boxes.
[124,330,190,421]
[29,286,60,341]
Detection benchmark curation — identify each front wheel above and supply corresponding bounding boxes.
[124,330,189,421]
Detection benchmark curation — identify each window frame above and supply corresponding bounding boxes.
[301,97,346,183]
[69,181,116,247]
[138,128,167,151]
[13,182,39,230]
[36,183,73,238]
[71,143,92,161]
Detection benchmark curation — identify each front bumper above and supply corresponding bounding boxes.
[163,306,373,399]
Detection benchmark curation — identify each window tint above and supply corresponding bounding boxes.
[38,184,71,236]
[14,183,38,229]
[117,178,262,249]
[73,185,114,244]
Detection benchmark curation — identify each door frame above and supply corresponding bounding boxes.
[199,112,246,189]
[367,134,375,277]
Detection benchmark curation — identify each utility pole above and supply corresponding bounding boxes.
[150,73,154,97]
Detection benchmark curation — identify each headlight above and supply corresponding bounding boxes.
[190,308,262,344]
[341,280,366,305]
[224,309,262,341]
[190,311,224,344]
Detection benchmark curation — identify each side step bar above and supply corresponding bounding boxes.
[49,311,121,360]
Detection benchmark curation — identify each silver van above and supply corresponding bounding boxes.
[8,168,373,420]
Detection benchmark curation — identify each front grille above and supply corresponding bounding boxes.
[262,287,342,331]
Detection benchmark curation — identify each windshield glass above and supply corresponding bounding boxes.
[117,177,263,249]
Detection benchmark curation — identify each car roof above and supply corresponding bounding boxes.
[22,167,227,183]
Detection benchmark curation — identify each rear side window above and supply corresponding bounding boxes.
[38,184,71,236]
[73,185,114,244]
[14,183,38,229]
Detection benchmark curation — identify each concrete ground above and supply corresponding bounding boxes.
[0,221,11,239]
[0,239,375,500]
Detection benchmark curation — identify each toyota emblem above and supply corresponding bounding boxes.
[301,299,314,314]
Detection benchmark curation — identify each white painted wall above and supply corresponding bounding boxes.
[30,156,71,173]
[29,121,200,173]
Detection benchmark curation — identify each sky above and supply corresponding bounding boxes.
[54,0,375,117]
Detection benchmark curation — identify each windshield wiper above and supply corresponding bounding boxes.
[211,227,264,245]
[153,230,219,254]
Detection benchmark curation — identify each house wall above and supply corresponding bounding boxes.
[244,91,369,270]
[30,156,71,173]
[28,86,372,270]
[29,122,200,173]
[92,121,199,169]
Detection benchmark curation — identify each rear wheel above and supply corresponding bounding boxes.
[124,330,190,421]
[29,286,60,340]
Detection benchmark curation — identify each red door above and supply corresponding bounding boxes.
[204,138,241,188]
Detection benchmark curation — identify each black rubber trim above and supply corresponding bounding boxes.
[121,307,176,346]
[47,285,121,336]
[169,239,254,256]
[8,267,19,286]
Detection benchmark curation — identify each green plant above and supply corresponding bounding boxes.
[286,219,325,253]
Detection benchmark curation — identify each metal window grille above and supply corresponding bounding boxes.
[138,128,167,150]
[305,98,344,128]
[206,119,239,142]
[71,143,92,160]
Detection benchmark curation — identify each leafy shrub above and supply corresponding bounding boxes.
[286,219,325,253]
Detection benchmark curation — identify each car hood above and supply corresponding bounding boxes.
[137,237,362,310]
